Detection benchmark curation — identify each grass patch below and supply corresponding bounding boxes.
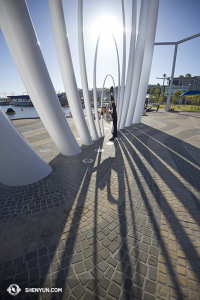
[150,104,200,112]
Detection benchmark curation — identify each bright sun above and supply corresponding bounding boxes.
[91,14,122,45]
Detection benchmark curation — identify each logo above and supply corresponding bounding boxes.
[7,284,21,296]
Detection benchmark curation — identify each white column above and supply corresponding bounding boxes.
[48,0,93,145]
[0,109,51,186]
[117,0,126,129]
[119,0,137,129]
[125,0,150,127]
[133,0,160,124]
[78,0,99,141]
[0,0,81,155]
[112,34,121,105]
[165,44,178,112]
[93,34,102,138]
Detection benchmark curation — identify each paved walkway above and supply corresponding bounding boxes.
[0,110,200,300]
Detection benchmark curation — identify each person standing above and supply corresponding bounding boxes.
[98,86,117,141]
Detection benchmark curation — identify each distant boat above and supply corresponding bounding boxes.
[13,99,33,106]
[6,107,16,115]
[7,95,33,106]
[0,100,9,106]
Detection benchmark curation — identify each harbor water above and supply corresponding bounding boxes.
[1,105,87,120]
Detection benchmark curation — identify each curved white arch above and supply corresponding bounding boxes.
[100,74,116,137]
[93,33,120,138]
[78,0,99,141]
[117,0,126,129]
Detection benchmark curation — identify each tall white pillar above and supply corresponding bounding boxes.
[48,0,93,145]
[0,109,51,186]
[133,0,160,124]
[125,0,150,127]
[119,0,137,129]
[112,34,121,105]
[93,34,102,138]
[117,0,126,129]
[0,0,81,155]
[165,44,178,112]
[78,0,99,141]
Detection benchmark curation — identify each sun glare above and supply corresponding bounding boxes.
[92,15,122,39]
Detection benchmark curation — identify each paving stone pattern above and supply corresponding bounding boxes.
[0,110,200,299]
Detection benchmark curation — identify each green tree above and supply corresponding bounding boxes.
[193,94,200,110]
[149,86,160,104]
[171,89,182,108]
[179,75,184,78]
[185,73,192,77]
[159,92,166,104]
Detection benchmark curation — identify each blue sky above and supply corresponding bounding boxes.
[0,0,200,97]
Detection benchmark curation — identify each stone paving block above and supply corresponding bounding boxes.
[87,279,97,291]
[85,230,93,239]
[99,278,110,290]
[3,260,12,269]
[67,275,79,289]
[126,265,135,278]
[102,238,111,247]
[25,251,37,261]
[15,271,28,283]
[71,253,83,264]
[157,285,170,300]
[99,220,109,229]
[84,258,93,271]
[91,268,104,281]
[99,249,110,260]
[144,279,156,295]
[143,228,152,237]
[17,263,26,274]
[30,268,39,283]
[142,236,151,245]
[98,261,109,272]
[3,267,15,278]
[79,272,91,285]
[28,259,37,269]
[112,270,124,285]
[133,273,144,287]
[108,223,117,231]
[108,283,121,299]
[149,266,157,281]
[74,262,85,274]
[14,256,23,266]
[83,291,94,300]
[109,241,120,253]
[149,255,158,267]
[103,227,110,236]
[40,275,51,287]
[96,286,107,298]
[72,284,86,299]
[65,266,74,277]
[39,255,49,266]
[105,266,115,279]
[132,286,143,300]
[107,257,118,267]
[107,231,118,242]
[136,262,147,276]
[41,265,50,277]
[139,251,148,263]
[137,242,149,253]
